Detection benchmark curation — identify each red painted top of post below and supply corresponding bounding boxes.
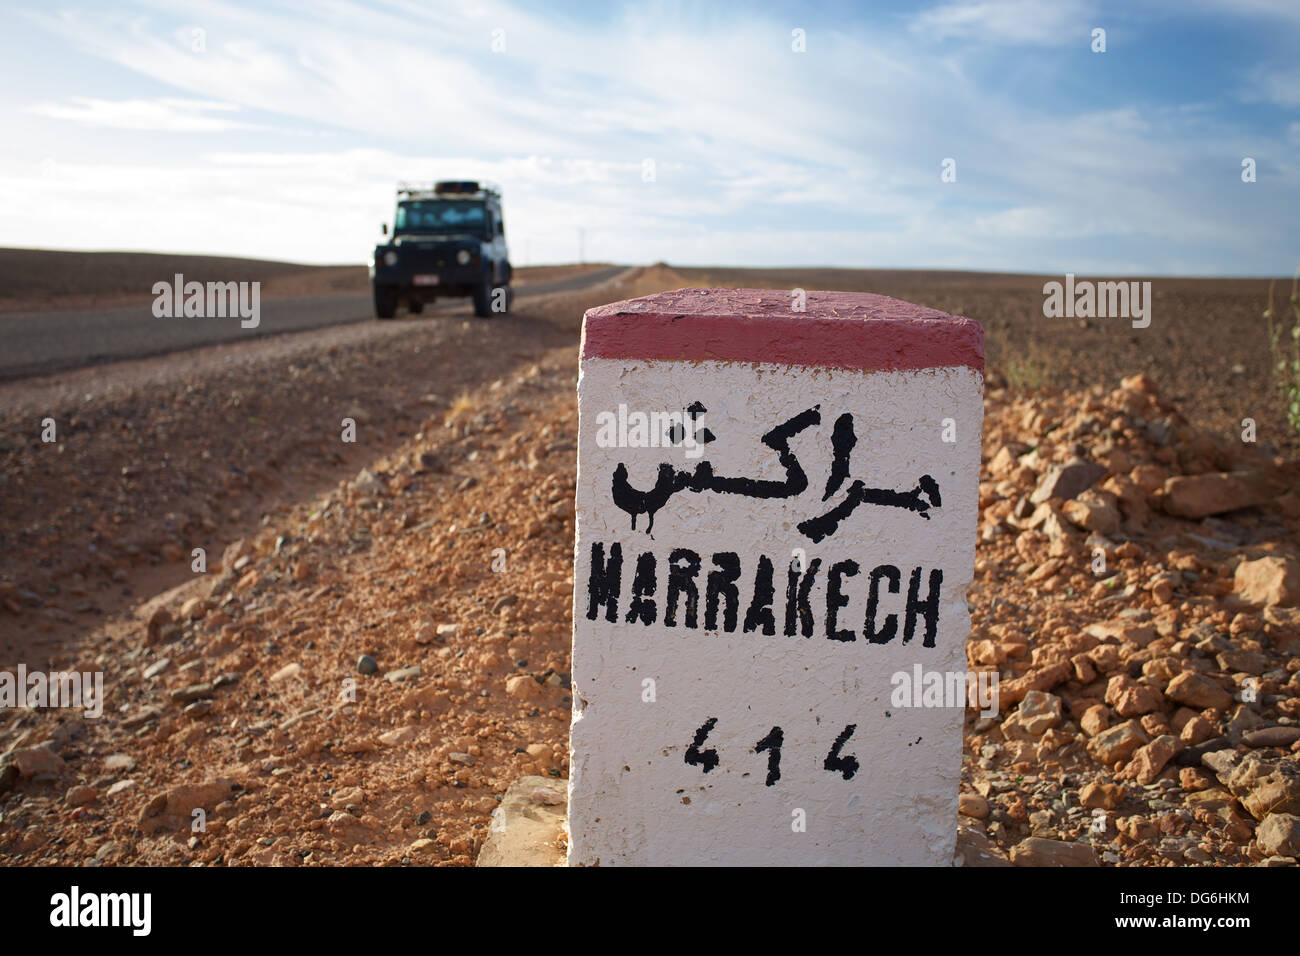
[581,288,984,373]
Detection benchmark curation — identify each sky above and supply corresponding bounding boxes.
[0,0,1297,274]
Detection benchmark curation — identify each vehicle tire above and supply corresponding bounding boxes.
[408,300,424,314]
[472,279,492,318]
[373,284,397,319]
[493,283,512,314]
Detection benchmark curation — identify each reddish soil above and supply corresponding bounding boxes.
[2,263,1298,868]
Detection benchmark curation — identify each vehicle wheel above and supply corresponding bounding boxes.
[373,284,397,319]
[408,300,424,314]
[472,279,492,318]
[493,284,512,314]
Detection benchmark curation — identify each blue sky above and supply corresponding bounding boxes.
[0,0,1297,274]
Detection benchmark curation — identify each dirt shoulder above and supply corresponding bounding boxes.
[2,266,1298,868]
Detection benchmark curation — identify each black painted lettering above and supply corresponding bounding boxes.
[864,564,900,644]
[586,541,622,623]
[705,552,741,632]
[742,555,777,636]
[665,548,701,628]
[825,559,859,642]
[784,557,821,637]
[904,567,943,648]
[823,724,860,780]
[754,725,784,786]
[625,550,657,626]
[685,717,720,773]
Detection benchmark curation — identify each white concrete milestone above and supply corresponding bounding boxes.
[568,288,984,865]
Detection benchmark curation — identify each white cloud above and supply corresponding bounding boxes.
[3,0,1296,275]
[1249,66,1300,107]
[25,96,258,131]
[909,0,1093,45]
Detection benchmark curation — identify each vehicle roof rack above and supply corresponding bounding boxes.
[396,180,501,200]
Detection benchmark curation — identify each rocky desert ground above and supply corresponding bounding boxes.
[1,261,1298,867]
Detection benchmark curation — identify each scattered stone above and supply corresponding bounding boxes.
[506,674,543,699]
[170,683,213,704]
[269,662,302,683]
[1235,555,1300,608]
[1201,748,1243,779]
[492,594,519,613]
[1105,675,1165,717]
[448,752,476,766]
[13,745,65,778]
[278,707,322,730]
[183,700,213,718]
[221,538,252,572]
[1242,727,1300,749]
[1010,837,1098,867]
[1121,735,1182,785]
[1017,690,1063,737]
[1029,459,1107,504]
[350,467,381,493]
[530,787,565,806]
[106,779,136,797]
[1225,705,1263,743]
[138,778,236,835]
[959,792,990,819]
[1086,620,1156,647]
[180,596,208,620]
[1176,730,1229,763]
[1217,647,1268,675]
[357,655,378,675]
[1256,814,1300,857]
[326,810,360,835]
[1165,672,1233,711]
[955,827,1012,867]
[385,665,421,682]
[121,705,162,729]
[379,726,418,747]
[998,661,1074,706]
[145,607,172,644]
[1234,758,1300,820]
[1088,720,1150,765]
[330,786,365,809]
[1163,472,1268,520]
[1080,704,1110,737]
[142,658,171,680]
[65,785,98,806]
[1079,781,1125,809]
[1179,767,1215,791]
[1062,491,1121,534]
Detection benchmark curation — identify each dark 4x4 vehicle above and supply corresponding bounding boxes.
[370,180,512,319]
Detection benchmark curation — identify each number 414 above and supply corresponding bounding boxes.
[684,717,860,786]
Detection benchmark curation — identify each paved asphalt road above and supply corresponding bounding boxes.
[0,265,628,381]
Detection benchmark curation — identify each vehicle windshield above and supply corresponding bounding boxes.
[395,200,486,234]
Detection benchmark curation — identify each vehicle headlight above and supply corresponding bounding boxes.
[457,249,471,265]
[383,251,398,266]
